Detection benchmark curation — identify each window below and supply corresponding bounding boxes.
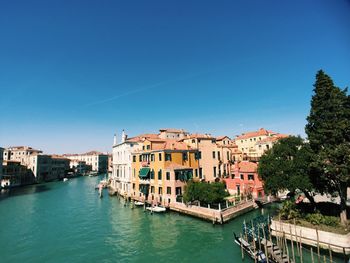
[195,169,198,177]
[151,154,155,162]
[132,183,135,189]
[217,151,220,160]
[266,145,270,150]
[212,139,216,143]
[195,151,202,160]
[166,172,170,180]
[159,153,162,161]
[198,139,201,143]
[151,186,155,193]
[213,167,217,177]
[150,170,154,179]
[139,155,142,162]
[133,156,136,162]
[192,139,195,143]
[167,187,171,195]
[176,187,182,195]
[248,174,254,180]
[147,145,151,150]
[142,146,145,150]
[158,187,163,195]
[182,152,188,161]
[212,151,216,159]
[227,151,230,161]
[158,169,162,180]
[240,174,244,180]
[199,168,203,179]
[165,153,171,161]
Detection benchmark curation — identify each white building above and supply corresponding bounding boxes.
[111,130,141,196]
[64,151,108,173]
[0,147,4,178]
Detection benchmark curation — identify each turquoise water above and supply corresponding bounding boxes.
[0,177,341,263]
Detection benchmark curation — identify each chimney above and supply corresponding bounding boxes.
[113,134,117,146]
[122,129,127,143]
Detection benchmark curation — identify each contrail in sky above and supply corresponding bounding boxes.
[84,71,210,107]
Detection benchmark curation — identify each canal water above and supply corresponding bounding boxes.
[0,176,342,263]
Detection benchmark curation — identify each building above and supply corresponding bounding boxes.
[3,146,68,182]
[131,136,199,206]
[3,146,42,166]
[0,147,3,178]
[69,159,88,175]
[225,161,264,199]
[1,160,34,188]
[234,128,287,160]
[111,130,158,196]
[64,151,108,173]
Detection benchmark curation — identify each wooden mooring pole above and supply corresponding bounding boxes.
[289,225,295,263]
[316,228,320,263]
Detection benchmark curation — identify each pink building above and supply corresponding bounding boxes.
[224,161,264,199]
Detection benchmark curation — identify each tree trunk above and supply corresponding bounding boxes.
[303,190,316,210]
[339,185,348,225]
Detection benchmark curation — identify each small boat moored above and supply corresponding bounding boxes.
[146,206,167,213]
[63,178,68,182]
[134,201,144,206]
[233,233,268,263]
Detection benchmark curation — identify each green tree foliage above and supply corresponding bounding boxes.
[305,70,350,223]
[183,180,229,204]
[258,136,314,199]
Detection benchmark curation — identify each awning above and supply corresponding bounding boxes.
[139,167,150,178]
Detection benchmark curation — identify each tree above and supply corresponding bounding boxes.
[305,70,350,224]
[183,180,228,204]
[258,136,316,205]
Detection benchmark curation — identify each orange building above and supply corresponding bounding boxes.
[131,137,199,206]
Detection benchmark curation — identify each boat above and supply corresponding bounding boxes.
[63,178,68,182]
[134,201,144,206]
[146,206,166,213]
[234,233,268,263]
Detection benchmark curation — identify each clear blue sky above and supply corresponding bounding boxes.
[0,0,349,154]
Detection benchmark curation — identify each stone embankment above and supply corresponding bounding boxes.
[170,200,256,224]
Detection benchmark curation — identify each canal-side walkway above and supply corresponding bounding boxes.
[170,200,256,224]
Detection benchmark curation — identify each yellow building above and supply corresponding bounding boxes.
[131,138,199,206]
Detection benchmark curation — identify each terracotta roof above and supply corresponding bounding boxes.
[235,128,276,140]
[238,161,257,173]
[216,136,231,141]
[256,134,289,144]
[182,133,214,140]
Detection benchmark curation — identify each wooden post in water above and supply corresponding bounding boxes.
[299,230,303,263]
[311,247,315,263]
[328,244,332,263]
[289,225,295,263]
[294,219,299,256]
[316,228,320,263]
[257,225,261,251]
[251,221,257,263]
[283,231,290,263]
[240,233,245,261]
[323,255,326,263]
[262,225,269,263]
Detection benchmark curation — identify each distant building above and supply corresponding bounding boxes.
[1,160,34,188]
[69,159,88,175]
[64,151,108,173]
[2,146,69,182]
[0,147,4,179]
[234,128,288,160]
[225,161,264,199]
